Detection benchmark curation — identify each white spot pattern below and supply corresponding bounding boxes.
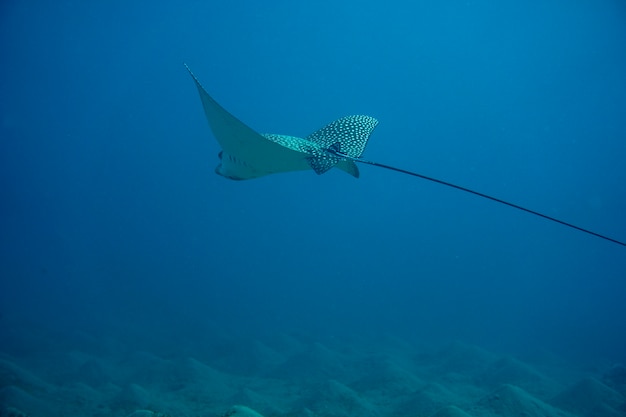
[306,115,378,157]
[261,115,378,175]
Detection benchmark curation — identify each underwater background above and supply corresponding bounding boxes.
[1,1,626,416]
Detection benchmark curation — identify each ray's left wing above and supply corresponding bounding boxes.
[185,65,306,170]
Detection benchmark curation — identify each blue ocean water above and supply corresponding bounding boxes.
[1,0,626,367]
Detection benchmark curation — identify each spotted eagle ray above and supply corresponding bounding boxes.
[185,64,625,248]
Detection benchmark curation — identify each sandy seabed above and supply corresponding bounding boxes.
[1,328,625,417]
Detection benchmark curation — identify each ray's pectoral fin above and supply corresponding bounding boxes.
[307,151,341,175]
[305,115,379,177]
[185,64,307,179]
[306,115,378,158]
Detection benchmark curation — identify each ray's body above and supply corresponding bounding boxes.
[186,65,624,247]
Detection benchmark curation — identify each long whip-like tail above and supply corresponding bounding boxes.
[330,149,626,247]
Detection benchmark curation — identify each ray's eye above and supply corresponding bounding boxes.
[218,151,223,160]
